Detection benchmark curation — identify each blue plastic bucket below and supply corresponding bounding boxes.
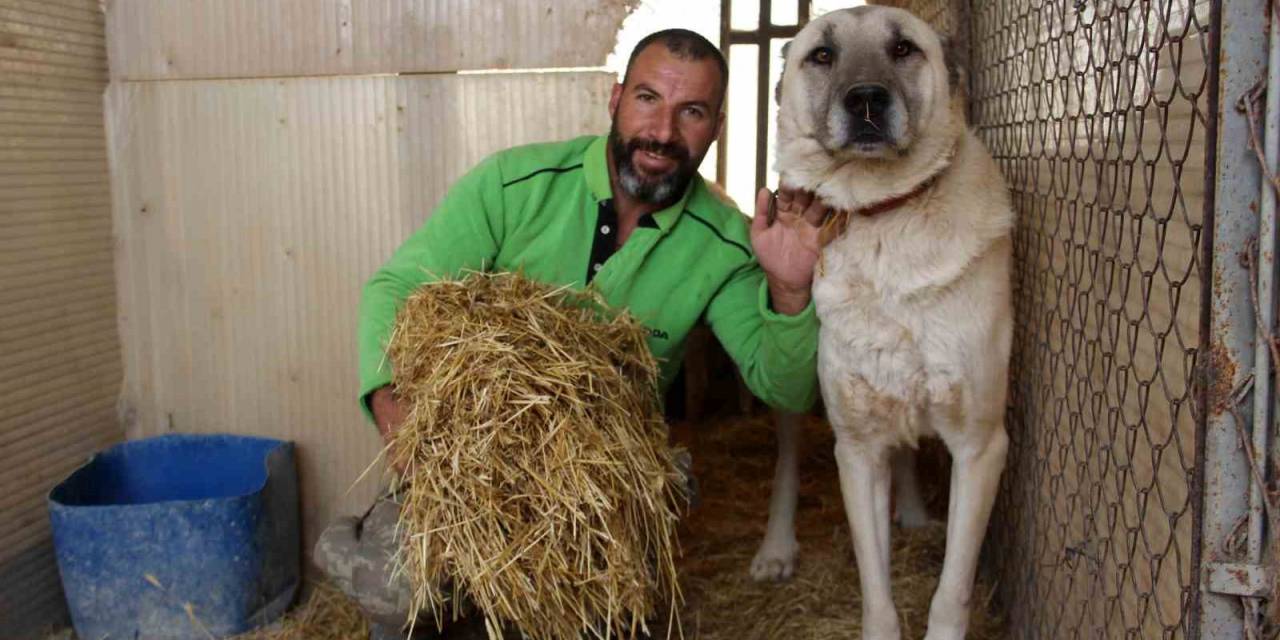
[47,434,300,639]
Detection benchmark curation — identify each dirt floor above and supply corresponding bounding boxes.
[667,411,1005,639]
[47,411,1007,640]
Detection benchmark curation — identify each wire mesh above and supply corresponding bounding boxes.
[873,0,958,32]
[971,0,1210,636]
[874,0,1213,636]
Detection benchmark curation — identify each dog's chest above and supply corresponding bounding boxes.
[812,226,928,344]
[812,227,961,407]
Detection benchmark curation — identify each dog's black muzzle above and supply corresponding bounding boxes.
[843,84,892,145]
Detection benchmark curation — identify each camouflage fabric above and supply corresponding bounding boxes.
[313,495,436,638]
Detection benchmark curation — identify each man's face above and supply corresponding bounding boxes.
[608,45,725,206]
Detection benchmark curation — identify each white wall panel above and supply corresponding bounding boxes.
[108,71,617,560]
[105,0,638,80]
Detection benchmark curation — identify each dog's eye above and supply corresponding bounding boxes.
[891,40,918,59]
[806,47,833,66]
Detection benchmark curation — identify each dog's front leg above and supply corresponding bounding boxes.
[834,432,899,640]
[751,410,802,581]
[925,424,1008,640]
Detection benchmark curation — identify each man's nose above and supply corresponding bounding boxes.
[649,108,677,143]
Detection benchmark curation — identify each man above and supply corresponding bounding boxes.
[319,29,830,639]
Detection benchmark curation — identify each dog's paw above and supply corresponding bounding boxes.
[922,590,970,640]
[922,628,966,640]
[861,609,903,640]
[749,536,799,581]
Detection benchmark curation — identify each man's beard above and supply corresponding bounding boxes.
[609,121,699,206]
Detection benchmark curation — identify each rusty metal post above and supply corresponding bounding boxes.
[1250,0,1280,574]
[1198,0,1271,636]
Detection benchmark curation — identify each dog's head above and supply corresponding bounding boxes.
[778,6,963,162]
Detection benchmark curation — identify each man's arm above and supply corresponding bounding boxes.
[704,264,820,413]
[368,385,419,473]
[357,153,508,429]
[368,386,405,442]
[702,188,829,413]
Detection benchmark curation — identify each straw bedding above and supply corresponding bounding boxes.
[223,411,1005,640]
[232,583,367,640]
[383,272,686,639]
[671,413,1005,640]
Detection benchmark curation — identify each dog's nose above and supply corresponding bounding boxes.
[843,85,891,116]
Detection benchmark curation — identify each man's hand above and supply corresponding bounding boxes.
[370,386,409,472]
[750,187,830,315]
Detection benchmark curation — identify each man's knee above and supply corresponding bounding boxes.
[314,515,361,592]
[314,498,423,633]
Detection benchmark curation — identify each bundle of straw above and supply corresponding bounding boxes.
[384,271,686,640]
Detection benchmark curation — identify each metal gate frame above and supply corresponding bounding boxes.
[1199,0,1280,638]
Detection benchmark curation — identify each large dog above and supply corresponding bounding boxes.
[764,6,1014,639]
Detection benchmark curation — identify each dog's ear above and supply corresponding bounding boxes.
[939,35,966,95]
[775,41,791,105]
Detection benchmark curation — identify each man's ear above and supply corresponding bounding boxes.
[713,110,726,141]
[609,82,623,115]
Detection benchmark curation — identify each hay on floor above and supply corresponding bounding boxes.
[673,412,1005,640]
[224,412,1004,640]
[384,272,686,640]
[232,583,366,640]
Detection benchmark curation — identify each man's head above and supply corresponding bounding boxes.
[608,30,727,206]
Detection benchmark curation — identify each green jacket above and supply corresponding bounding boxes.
[357,135,819,421]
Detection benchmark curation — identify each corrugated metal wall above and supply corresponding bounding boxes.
[105,0,635,80]
[0,0,119,636]
[106,0,633,574]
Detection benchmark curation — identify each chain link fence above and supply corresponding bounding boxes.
[874,0,1214,636]
[974,1,1211,636]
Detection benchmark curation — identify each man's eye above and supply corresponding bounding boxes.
[684,106,705,118]
[807,47,833,65]
[637,93,656,102]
